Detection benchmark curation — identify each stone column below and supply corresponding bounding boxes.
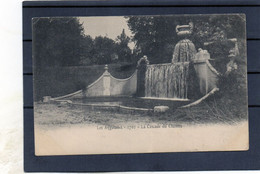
[103,65,111,96]
[136,56,149,97]
[193,49,219,95]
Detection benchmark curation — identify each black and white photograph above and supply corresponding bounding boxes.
[32,14,248,155]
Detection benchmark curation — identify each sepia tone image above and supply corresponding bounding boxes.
[33,14,248,156]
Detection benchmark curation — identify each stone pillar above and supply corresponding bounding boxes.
[136,56,149,97]
[103,65,111,96]
[193,61,208,94]
[193,49,218,95]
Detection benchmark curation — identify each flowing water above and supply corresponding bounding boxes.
[144,38,196,100]
[145,62,189,99]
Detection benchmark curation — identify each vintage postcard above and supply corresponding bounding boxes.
[32,14,248,156]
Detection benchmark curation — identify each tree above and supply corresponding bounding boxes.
[126,15,246,64]
[92,36,117,64]
[33,17,85,67]
[126,16,178,64]
[115,29,132,62]
[79,35,94,65]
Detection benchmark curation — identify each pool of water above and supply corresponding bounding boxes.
[72,96,191,111]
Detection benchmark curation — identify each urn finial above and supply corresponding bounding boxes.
[104,64,108,70]
[176,22,193,36]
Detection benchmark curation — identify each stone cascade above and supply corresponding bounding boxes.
[172,39,197,63]
[48,22,222,103]
[143,23,196,100]
[172,22,197,63]
[145,63,189,99]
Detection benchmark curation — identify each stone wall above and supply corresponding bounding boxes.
[50,65,138,100]
[51,51,219,101]
[110,72,137,96]
[85,66,137,97]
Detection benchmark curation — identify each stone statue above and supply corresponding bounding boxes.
[225,38,239,75]
[137,55,149,68]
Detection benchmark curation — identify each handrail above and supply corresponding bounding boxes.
[206,60,220,76]
[51,89,83,100]
[86,73,105,89]
[147,62,190,66]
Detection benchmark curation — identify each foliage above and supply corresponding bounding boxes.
[126,16,177,64]
[33,18,134,67]
[115,29,132,62]
[214,56,248,119]
[79,35,95,65]
[91,36,117,64]
[33,15,246,67]
[126,14,246,64]
[125,14,247,120]
[33,17,85,67]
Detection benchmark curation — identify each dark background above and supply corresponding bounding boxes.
[23,0,260,172]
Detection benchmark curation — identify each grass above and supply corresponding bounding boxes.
[34,95,247,127]
[172,101,246,125]
[35,102,156,127]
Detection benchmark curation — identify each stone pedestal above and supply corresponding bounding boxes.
[103,65,111,96]
[193,49,219,95]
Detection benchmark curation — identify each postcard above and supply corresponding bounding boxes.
[32,14,248,155]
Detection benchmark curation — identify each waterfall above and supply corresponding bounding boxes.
[145,62,189,99]
[172,39,197,63]
[143,24,197,100]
